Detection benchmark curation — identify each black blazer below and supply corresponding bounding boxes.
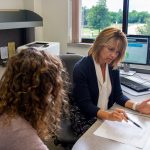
[73,55,129,119]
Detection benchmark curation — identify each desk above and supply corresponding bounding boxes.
[72,116,150,150]
[72,73,150,150]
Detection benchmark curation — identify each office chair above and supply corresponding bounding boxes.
[53,54,83,150]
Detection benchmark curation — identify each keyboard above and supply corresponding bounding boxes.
[120,76,149,92]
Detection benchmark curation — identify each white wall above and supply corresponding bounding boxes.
[0,0,24,9]
[24,0,43,41]
[42,0,69,54]
[41,0,87,55]
[33,0,43,41]
[23,0,34,10]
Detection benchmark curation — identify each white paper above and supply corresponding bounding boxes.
[0,47,8,59]
[94,115,150,148]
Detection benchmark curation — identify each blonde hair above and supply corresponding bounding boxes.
[0,48,68,140]
[88,27,127,68]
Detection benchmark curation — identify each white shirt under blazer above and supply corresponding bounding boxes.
[93,58,112,110]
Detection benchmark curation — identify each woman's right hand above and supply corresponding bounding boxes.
[97,108,128,122]
[107,108,128,122]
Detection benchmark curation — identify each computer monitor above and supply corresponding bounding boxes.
[121,35,150,75]
[124,35,149,65]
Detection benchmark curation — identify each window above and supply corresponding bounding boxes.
[81,0,124,40]
[73,0,150,43]
[128,0,150,35]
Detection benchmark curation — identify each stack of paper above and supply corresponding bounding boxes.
[0,47,8,59]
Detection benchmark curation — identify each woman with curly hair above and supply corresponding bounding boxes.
[0,48,68,150]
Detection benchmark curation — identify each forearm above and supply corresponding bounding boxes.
[124,100,141,112]
[125,99,150,114]
[97,109,111,120]
[124,100,134,109]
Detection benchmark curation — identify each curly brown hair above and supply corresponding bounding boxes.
[0,48,68,140]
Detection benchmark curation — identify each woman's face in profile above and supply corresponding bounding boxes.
[98,39,121,65]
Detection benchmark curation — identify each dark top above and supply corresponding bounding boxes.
[73,55,129,119]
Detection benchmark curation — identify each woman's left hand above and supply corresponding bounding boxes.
[136,99,150,114]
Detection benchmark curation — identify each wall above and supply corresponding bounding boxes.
[0,0,87,55]
[41,0,87,55]
[23,0,34,11]
[24,0,43,41]
[42,0,69,54]
[0,0,24,9]
[33,0,43,41]
[0,0,43,41]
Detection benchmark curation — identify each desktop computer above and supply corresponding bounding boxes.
[120,35,150,93]
[121,35,150,75]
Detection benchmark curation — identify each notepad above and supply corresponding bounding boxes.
[94,115,150,148]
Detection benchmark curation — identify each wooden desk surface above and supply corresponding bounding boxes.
[72,73,150,150]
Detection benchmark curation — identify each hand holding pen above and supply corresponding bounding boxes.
[108,108,142,129]
[108,108,129,122]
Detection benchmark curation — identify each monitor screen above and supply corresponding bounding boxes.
[123,36,149,65]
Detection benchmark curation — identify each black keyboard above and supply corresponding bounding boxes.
[120,76,149,92]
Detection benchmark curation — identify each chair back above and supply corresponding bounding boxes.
[59,54,83,84]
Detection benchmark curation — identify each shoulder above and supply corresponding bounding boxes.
[0,115,49,150]
[74,55,94,73]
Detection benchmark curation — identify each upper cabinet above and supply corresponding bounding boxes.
[0,10,43,30]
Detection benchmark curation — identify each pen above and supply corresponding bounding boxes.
[127,117,142,129]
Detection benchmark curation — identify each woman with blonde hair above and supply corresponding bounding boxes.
[0,48,68,150]
[71,27,150,136]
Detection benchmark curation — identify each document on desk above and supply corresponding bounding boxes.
[94,114,150,148]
